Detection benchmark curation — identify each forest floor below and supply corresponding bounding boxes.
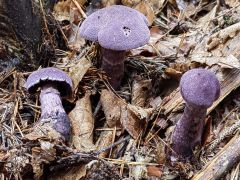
[0,0,240,179]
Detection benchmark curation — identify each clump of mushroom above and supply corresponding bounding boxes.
[79,5,150,89]
[26,67,73,141]
[171,68,220,159]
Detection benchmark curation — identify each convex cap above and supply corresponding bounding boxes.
[26,67,73,97]
[80,5,150,51]
[180,68,220,108]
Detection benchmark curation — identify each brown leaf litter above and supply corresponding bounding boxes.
[1,0,240,179]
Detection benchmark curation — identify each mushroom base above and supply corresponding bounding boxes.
[171,104,206,159]
[39,85,71,141]
[101,47,126,90]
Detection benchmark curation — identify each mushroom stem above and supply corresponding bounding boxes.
[101,47,126,90]
[172,104,206,158]
[39,84,71,140]
[40,85,65,117]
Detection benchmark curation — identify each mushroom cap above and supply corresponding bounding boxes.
[180,68,220,108]
[26,67,73,97]
[79,5,150,51]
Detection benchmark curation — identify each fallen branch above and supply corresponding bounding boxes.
[192,132,240,180]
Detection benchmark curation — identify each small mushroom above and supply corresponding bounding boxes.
[171,68,220,159]
[26,67,73,141]
[79,5,150,89]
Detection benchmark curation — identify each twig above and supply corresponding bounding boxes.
[192,132,240,180]
[71,0,87,18]
[208,115,240,151]
[39,0,54,46]
[94,135,131,155]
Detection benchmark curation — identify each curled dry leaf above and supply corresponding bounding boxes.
[100,89,123,128]
[121,104,153,139]
[68,57,92,91]
[96,89,123,157]
[131,77,151,107]
[100,89,153,140]
[69,91,95,151]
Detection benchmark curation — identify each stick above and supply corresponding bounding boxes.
[192,132,240,180]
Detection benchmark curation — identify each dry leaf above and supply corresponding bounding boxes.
[68,24,86,51]
[68,57,92,91]
[96,89,123,157]
[53,0,86,22]
[97,89,153,157]
[121,0,141,6]
[164,68,182,79]
[96,130,115,158]
[69,91,95,151]
[49,165,87,180]
[129,147,153,179]
[130,26,164,56]
[102,0,121,7]
[147,166,163,177]
[225,0,240,7]
[135,1,156,25]
[151,0,165,13]
[206,22,240,51]
[149,96,162,108]
[131,77,151,107]
[202,116,213,146]
[192,53,240,69]
[121,104,153,139]
[197,4,218,32]
[156,137,167,164]
[100,89,123,128]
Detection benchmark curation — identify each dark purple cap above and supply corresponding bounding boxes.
[79,5,150,51]
[26,67,73,97]
[180,68,220,108]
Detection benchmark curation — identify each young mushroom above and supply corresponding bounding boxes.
[79,5,150,89]
[26,67,73,141]
[171,68,220,159]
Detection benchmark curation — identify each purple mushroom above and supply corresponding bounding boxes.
[79,5,150,89]
[171,68,220,159]
[26,67,73,141]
